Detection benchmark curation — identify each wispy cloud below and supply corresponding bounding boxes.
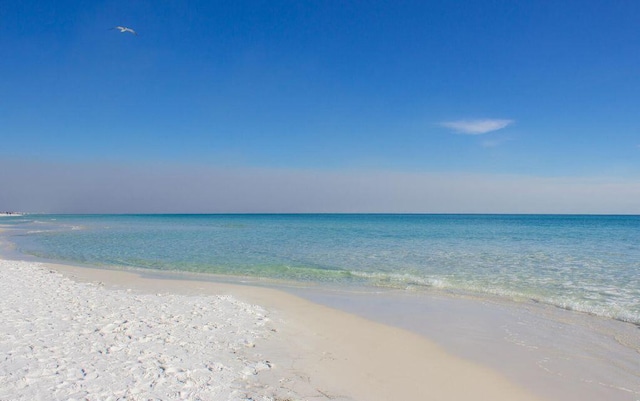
[440,119,514,135]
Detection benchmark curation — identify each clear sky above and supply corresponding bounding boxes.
[1,1,639,213]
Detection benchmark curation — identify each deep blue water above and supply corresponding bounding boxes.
[2,214,639,323]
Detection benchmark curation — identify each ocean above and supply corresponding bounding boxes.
[1,214,638,325]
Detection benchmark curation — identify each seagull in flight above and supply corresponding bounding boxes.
[112,26,137,35]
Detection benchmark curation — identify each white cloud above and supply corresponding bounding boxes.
[440,119,514,135]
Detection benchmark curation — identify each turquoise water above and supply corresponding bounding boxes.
[2,214,639,324]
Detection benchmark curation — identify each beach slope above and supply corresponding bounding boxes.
[0,258,542,400]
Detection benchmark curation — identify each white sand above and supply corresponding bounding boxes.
[0,260,296,400]
[0,258,545,401]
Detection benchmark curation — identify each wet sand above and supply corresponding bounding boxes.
[290,286,640,401]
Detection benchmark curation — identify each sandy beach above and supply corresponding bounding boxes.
[0,257,546,401]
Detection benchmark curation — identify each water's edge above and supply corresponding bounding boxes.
[1,220,639,401]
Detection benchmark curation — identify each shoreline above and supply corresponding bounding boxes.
[3,255,639,401]
[288,284,640,401]
[0,222,638,400]
[0,256,546,401]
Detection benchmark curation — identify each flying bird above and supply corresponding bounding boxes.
[111,26,137,35]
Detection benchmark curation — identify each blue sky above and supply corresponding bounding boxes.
[1,1,639,212]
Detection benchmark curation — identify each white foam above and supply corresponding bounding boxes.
[0,260,297,400]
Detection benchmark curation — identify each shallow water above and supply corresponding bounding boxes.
[2,214,639,324]
[2,213,639,400]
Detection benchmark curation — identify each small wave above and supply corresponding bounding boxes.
[348,271,640,325]
[348,271,449,289]
[548,298,640,325]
